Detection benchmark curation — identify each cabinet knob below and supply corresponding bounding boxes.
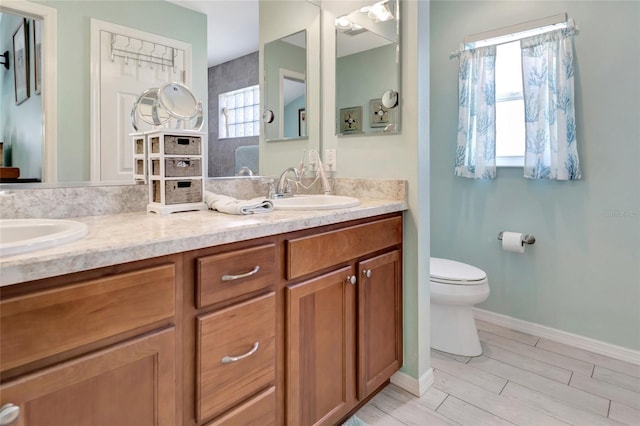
[0,403,20,426]
[363,269,372,278]
[347,275,356,285]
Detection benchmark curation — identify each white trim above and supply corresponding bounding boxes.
[89,18,193,182]
[1,1,57,182]
[474,308,640,365]
[390,368,434,397]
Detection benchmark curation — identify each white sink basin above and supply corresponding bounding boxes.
[270,194,360,211]
[0,219,88,257]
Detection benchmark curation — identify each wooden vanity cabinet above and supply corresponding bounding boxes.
[0,212,403,426]
[284,214,403,426]
[0,256,181,426]
[184,241,278,426]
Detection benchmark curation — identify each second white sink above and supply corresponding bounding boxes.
[270,195,360,211]
[0,219,88,257]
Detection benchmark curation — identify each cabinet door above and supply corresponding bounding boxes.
[358,250,403,399]
[286,266,356,426]
[0,327,175,426]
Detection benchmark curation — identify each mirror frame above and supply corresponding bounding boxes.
[0,1,57,182]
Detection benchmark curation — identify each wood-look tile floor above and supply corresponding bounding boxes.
[354,320,640,426]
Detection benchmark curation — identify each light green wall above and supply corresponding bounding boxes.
[1,13,42,179]
[33,0,207,182]
[336,44,397,134]
[322,1,432,383]
[259,0,321,177]
[263,38,305,141]
[431,1,640,350]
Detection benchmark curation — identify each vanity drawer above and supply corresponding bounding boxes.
[151,134,201,155]
[197,292,275,423]
[205,387,276,426]
[286,216,402,279]
[0,264,176,372]
[196,243,276,308]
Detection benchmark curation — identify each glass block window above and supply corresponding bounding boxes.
[218,85,260,139]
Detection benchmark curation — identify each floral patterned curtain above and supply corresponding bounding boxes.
[454,46,497,179]
[520,28,581,180]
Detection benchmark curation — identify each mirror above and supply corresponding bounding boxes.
[334,0,401,135]
[0,0,320,187]
[263,30,307,142]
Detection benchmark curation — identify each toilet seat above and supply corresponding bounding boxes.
[430,257,487,286]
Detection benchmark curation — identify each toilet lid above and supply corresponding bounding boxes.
[430,257,487,284]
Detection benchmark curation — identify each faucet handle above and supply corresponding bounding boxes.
[260,178,276,198]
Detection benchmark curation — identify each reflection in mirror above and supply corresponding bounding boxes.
[0,11,43,183]
[263,30,307,142]
[335,0,401,136]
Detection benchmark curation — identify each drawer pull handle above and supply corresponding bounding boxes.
[221,265,260,281]
[221,342,260,364]
[363,269,372,278]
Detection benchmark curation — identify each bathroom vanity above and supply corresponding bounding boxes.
[0,198,405,426]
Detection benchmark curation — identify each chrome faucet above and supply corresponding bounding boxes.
[273,167,301,198]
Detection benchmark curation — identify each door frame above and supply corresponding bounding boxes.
[0,1,57,182]
[89,18,192,181]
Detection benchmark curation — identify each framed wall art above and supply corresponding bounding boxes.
[298,108,307,137]
[13,18,30,105]
[339,106,362,134]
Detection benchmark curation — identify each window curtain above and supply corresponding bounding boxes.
[455,46,497,179]
[520,28,581,180]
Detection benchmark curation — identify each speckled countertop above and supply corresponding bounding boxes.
[0,198,406,287]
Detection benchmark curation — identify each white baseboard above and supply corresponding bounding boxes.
[390,368,434,397]
[473,308,640,365]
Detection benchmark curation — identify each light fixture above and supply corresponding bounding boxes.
[360,0,394,23]
[335,16,353,30]
[0,51,9,70]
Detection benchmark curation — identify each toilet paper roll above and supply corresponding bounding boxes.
[502,232,525,253]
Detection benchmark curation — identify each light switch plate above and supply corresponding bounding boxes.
[325,149,337,172]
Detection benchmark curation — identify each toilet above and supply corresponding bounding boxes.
[430,257,490,357]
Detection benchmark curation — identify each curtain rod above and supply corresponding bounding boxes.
[450,13,574,58]
[465,13,566,44]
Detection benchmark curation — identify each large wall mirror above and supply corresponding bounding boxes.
[258,0,320,177]
[0,0,321,187]
[0,0,207,185]
[263,30,307,142]
[334,0,401,136]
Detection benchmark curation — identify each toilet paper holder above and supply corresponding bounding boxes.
[497,232,536,245]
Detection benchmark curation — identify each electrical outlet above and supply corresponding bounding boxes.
[325,149,337,172]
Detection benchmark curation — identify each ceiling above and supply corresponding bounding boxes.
[167,0,259,68]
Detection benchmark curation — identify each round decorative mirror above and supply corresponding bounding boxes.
[156,82,200,120]
[381,90,399,109]
[130,88,170,131]
[131,83,203,132]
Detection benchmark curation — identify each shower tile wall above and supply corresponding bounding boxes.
[207,51,259,177]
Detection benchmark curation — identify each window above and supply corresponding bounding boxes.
[495,41,525,167]
[218,85,260,139]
